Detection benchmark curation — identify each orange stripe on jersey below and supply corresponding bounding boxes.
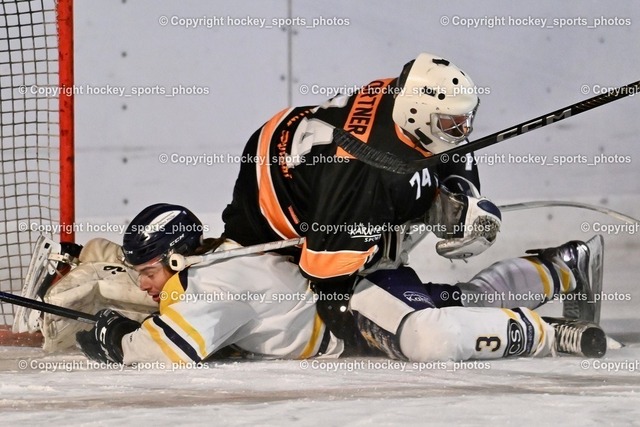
[344,79,393,143]
[287,205,300,225]
[257,108,300,239]
[300,243,377,279]
[394,124,433,158]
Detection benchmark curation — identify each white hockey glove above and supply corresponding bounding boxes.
[426,176,501,259]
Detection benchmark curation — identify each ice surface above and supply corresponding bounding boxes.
[1,229,638,426]
[1,345,639,425]
[2,0,639,424]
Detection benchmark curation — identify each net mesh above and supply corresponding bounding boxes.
[0,0,61,326]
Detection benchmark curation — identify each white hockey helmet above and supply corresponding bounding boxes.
[392,53,479,154]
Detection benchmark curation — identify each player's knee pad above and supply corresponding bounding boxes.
[350,267,438,360]
[399,309,465,361]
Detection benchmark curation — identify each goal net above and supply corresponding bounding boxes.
[0,0,74,344]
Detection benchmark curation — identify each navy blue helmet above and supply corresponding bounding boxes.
[122,203,203,266]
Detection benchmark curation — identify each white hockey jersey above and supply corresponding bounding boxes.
[121,242,344,365]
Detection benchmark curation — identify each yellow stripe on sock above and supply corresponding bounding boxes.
[501,308,518,320]
[560,267,573,293]
[298,313,324,359]
[525,257,552,298]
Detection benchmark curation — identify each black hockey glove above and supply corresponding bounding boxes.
[76,309,140,364]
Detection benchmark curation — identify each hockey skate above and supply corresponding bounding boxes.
[543,317,606,358]
[527,235,604,324]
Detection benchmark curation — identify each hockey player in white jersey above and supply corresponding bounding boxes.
[73,203,607,365]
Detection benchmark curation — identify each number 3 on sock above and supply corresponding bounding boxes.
[475,336,501,352]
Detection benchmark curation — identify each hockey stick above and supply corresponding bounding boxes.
[168,200,638,271]
[336,80,640,174]
[169,237,305,271]
[3,203,631,326]
[3,200,629,322]
[0,291,96,324]
[500,200,640,225]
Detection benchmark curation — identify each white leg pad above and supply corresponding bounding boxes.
[399,306,555,362]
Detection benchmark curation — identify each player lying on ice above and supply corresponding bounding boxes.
[56,203,606,366]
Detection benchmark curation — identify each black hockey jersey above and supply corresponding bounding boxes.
[222,78,479,282]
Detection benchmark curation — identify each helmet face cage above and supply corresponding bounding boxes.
[430,101,478,144]
[122,203,203,267]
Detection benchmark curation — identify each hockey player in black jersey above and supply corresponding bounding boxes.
[222,52,500,283]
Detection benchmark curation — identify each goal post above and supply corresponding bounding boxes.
[58,0,75,244]
[0,0,74,341]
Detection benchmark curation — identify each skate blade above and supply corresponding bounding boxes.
[607,336,625,350]
[585,234,604,324]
